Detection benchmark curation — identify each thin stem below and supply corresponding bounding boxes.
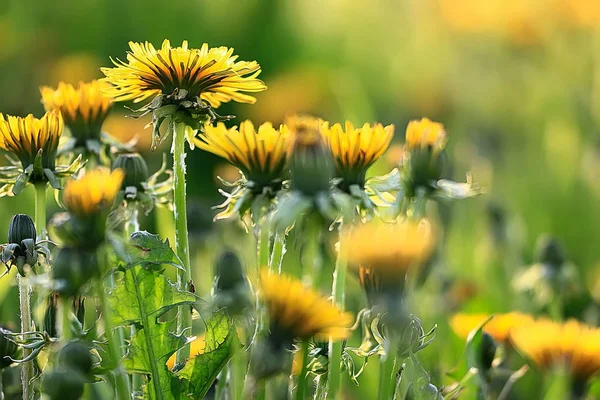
[60,298,71,341]
[295,340,310,400]
[269,231,286,274]
[377,338,398,400]
[96,280,131,400]
[34,182,47,241]
[230,343,245,400]
[214,368,227,400]
[124,204,141,393]
[327,225,348,400]
[173,121,193,364]
[18,275,33,400]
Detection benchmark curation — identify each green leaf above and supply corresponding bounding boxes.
[126,231,184,270]
[465,316,494,372]
[177,310,237,399]
[108,265,196,400]
[397,351,443,400]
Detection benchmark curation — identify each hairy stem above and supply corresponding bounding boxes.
[327,225,348,399]
[173,121,193,364]
[124,205,141,392]
[97,279,131,400]
[18,275,33,400]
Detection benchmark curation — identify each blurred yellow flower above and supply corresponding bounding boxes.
[166,334,205,370]
[63,168,123,216]
[0,111,63,171]
[260,269,352,342]
[405,118,446,152]
[102,114,152,151]
[195,121,289,186]
[511,319,600,380]
[40,80,113,140]
[101,40,266,108]
[322,121,394,189]
[346,219,435,277]
[450,312,534,343]
[285,114,324,148]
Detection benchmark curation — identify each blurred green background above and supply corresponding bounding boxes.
[1,0,600,398]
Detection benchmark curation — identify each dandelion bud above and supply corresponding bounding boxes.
[534,235,565,268]
[8,214,36,244]
[0,327,18,369]
[212,251,251,315]
[476,332,497,373]
[58,341,93,376]
[288,116,334,196]
[42,369,85,400]
[249,338,291,381]
[52,247,98,298]
[43,292,59,337]
[403,118,447,193]
[112,153,149,190]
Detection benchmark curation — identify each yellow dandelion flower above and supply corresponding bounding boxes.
[40,80,113,141]
[285,114,324,148]
[450,312,534,343]
[195,120,290,186]
[405,118,446,152]
[166,334,205,370]
[101,40,266,108]
[0,110,63,172]
[260,269,352,343]
[346,219,435,278]
[322,121,394,189]
[63,168,124,216]
[511,319,600,380]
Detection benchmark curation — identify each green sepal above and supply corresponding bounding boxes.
[44,169,61,190]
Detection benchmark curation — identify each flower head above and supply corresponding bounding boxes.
[0,111,63,174]
[101,40,266,108]
[405,118,446,152]
[511,319,600,380]
[347,219,435,278]
[63,168,124,216]
[450,312,534,343]
[260,269,352,345]
[322,121,394,190]
[196,121,289,189]
[40,80,113,142]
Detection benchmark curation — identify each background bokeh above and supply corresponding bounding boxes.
[1,0,600,398]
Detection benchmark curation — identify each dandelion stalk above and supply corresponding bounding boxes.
[34,182,47,240]
[0,370,4,400]
[295,340,310,400]
[173,121,193,364]
[18,274,33,400]
[96,280,130,400]
[377,336,398,400]
[269,231,286,273]
[327,225,349,399]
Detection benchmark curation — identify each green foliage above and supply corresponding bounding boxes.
[177,311,237,399]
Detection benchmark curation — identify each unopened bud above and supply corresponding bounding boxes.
[112,153,149,190]
[8,214,36,244]
[535,235,566,268]
[212,251,251,315]
[52,247,98,298]
[42,369,85,400]
[58,340,93,375]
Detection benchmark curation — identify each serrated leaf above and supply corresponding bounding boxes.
[177,310,236,399]
[126,231,184,270]
[109,266,197,327]
[107,265,196,400]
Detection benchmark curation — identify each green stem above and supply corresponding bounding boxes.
[269,231,286,273]
[60,298,71,341]
[295,340,310,400]
[124,205,141,393]
[214,368,227,400]
[97,279,131,400]
[18,275,33,400]
[173,121,193,365]
[327,225,348,400]
[34,182,47,241]
[230,343,245,400]
[377,338,398,400]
